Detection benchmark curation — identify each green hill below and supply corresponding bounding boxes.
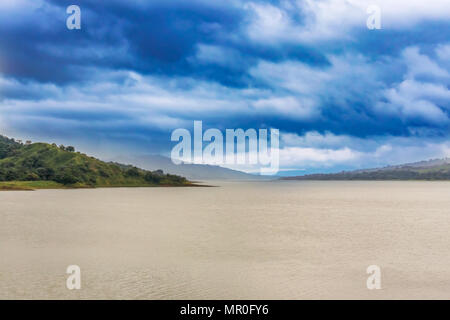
[0,135,191,189]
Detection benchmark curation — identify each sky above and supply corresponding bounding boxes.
[0,0,449,175]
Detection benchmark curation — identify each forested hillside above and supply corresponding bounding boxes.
[0,135,190,188]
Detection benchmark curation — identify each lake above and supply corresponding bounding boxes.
[1,181,449,299]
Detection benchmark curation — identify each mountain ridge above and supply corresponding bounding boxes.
[112,154,271,181]
[282,158,450,181]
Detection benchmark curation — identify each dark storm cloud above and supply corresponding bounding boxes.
[0,0,330,86]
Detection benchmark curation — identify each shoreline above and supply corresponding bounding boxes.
[0,180,213,191]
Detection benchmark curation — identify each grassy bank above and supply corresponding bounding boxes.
[0,180,198,191]
[0,181,64,191]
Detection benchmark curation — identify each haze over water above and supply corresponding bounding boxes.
[1,181,449,299]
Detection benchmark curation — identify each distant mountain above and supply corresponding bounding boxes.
[0,135,190,188]
[112,154,269,181]
[282,158,450,181]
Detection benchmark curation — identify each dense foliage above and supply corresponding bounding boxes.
[0,135,189,187]
[283,166,450,180]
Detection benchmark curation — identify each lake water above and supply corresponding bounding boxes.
[1,181,449,299]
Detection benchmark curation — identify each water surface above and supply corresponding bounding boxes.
[1,181,449,299]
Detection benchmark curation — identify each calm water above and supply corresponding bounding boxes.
[1,181,450,299]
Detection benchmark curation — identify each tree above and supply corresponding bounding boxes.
[66,146,75,152]
[144,172,161,184]
[22,156,43,169]
[36,167,55,180]
[125,167,140,177]
[55,173,79,185]
[54,168,79,185]
[5,169,19,181]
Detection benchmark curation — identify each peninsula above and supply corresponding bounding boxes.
[0,135,192,190]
